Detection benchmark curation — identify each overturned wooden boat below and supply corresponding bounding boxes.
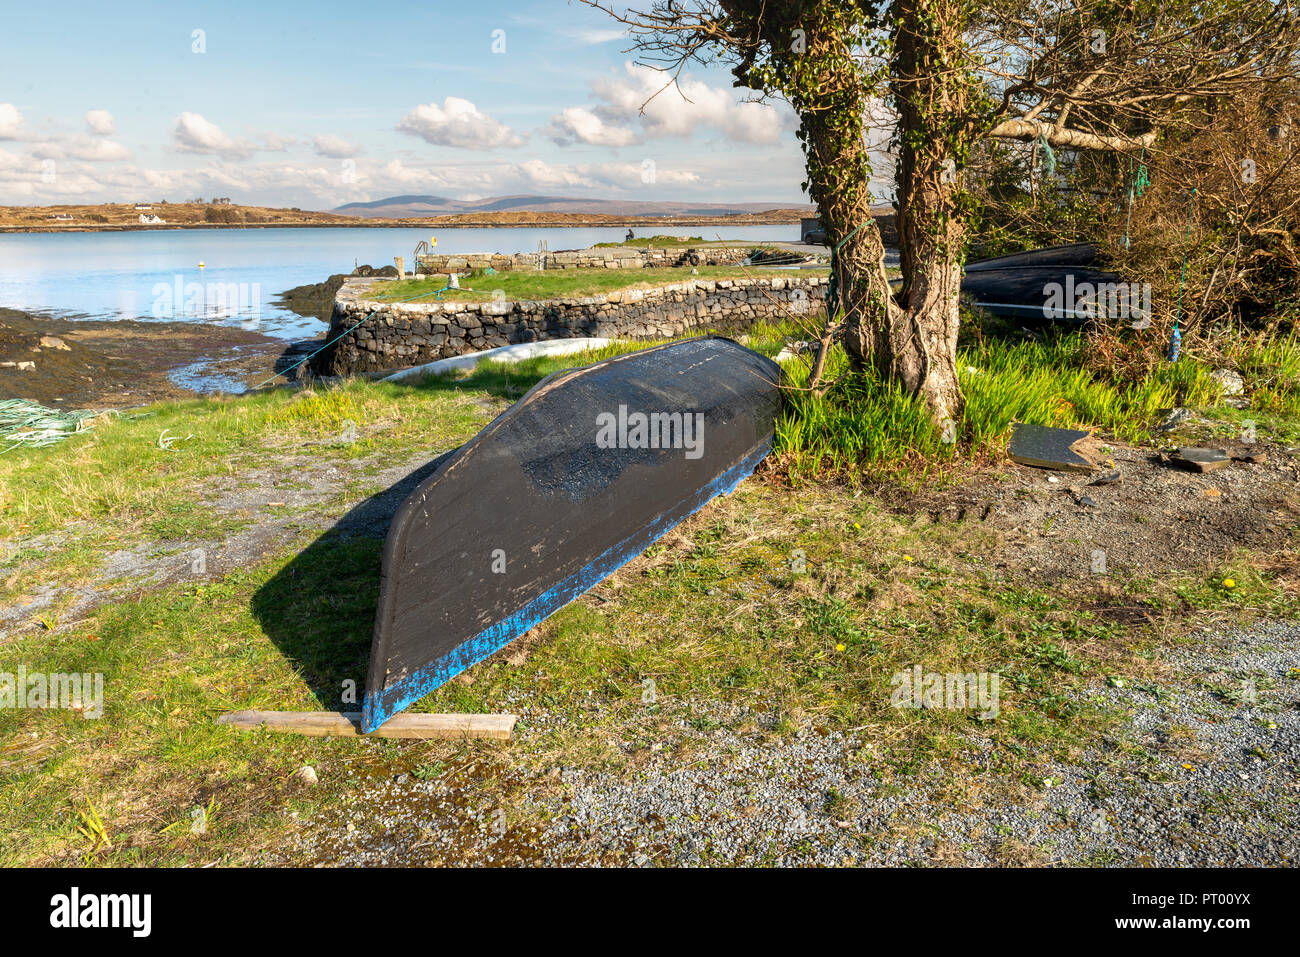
[959,243,1133,323]
[362,336,781,732]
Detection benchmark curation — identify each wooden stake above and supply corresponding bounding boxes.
[217,710,516,740]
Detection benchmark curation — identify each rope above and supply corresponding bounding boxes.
[1036,130,1057,178]
[1169,187,1197,362]
[251,287,452,390]
[0,399,109,454]
[1122,147,1149,250]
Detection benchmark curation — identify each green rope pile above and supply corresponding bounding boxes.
[0,399,107,453]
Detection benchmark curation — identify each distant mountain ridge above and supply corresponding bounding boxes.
[334,194,815,218]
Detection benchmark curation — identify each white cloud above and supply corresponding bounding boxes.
[544,107,641,148]
[590,63,793,144]
[0,157,122,200]
[28,133,132,163]
[0,107,130,166]
[85,110,115,135]
[574,27,627,45]
[375,157,499,192]
[257,132,297,152]
[0,148,803,210]
[510,158,595,190]
[313,134,362,158]
[396,97,526,150]
[0,103,25,140]
[514,157,699,191]
[172,112,257,159]
[63,136,131,162]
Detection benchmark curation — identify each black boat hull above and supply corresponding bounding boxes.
[959,243,1128,323]
[362,336,781,732]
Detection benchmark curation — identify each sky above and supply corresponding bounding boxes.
[0,0,816,209]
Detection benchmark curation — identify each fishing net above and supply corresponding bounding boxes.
[0,399,109,453]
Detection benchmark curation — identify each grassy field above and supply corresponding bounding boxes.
[592,234,707,247]
[375,264,818,304]
[1,323,1297,864]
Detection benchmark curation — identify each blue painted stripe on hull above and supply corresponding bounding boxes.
[361,438,772,732]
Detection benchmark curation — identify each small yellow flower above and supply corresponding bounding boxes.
[1182,763,1195,770]
[835,643,846,652]
[852,522,861,530]
[1223,578,1236,589]
[903,554,914,563]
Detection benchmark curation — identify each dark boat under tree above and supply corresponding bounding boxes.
[362,336,782,732]
[958,242,1143,324]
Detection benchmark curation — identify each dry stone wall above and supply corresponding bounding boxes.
[414,243,767,275]
[313,274,828,376]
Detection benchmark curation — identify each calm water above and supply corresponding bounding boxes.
[0,225,798,339]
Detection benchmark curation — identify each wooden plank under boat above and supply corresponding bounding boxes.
[362,336,781,732]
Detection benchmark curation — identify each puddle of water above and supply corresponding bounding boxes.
[166,340,297,395]
[167,359,253,395]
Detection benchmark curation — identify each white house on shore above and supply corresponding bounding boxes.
[139,213,165,224]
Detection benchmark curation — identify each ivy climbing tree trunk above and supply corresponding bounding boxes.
[788,1,971,427]
[795,76,895,401]
[844,0,972,426]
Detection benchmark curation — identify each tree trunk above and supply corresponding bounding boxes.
[797,97,896,390]
[833,0,968,427]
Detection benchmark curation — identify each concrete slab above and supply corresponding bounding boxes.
[1008,422,1100,472]
[1174,447,1231,472]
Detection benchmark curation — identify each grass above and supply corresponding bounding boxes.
[0,321,1270,601]
[776,324,1227,482]
[3,466,1292,865]
[1231,328,1300,419]
[592,234,706,247]
[0,380,498,617]
[374,264,824,304]
[2,323,1297,865]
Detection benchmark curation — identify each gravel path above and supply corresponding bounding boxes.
[275,619,1299,867]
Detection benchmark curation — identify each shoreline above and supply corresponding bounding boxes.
[0,306,292,409]
[0,216,807,235]
[0,264,402,409]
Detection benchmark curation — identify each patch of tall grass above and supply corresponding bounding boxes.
[776,331,1224,481]
[1232,328,1300,417]
[777,348,949,479]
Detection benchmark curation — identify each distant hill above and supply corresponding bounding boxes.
[334,194,816,219]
